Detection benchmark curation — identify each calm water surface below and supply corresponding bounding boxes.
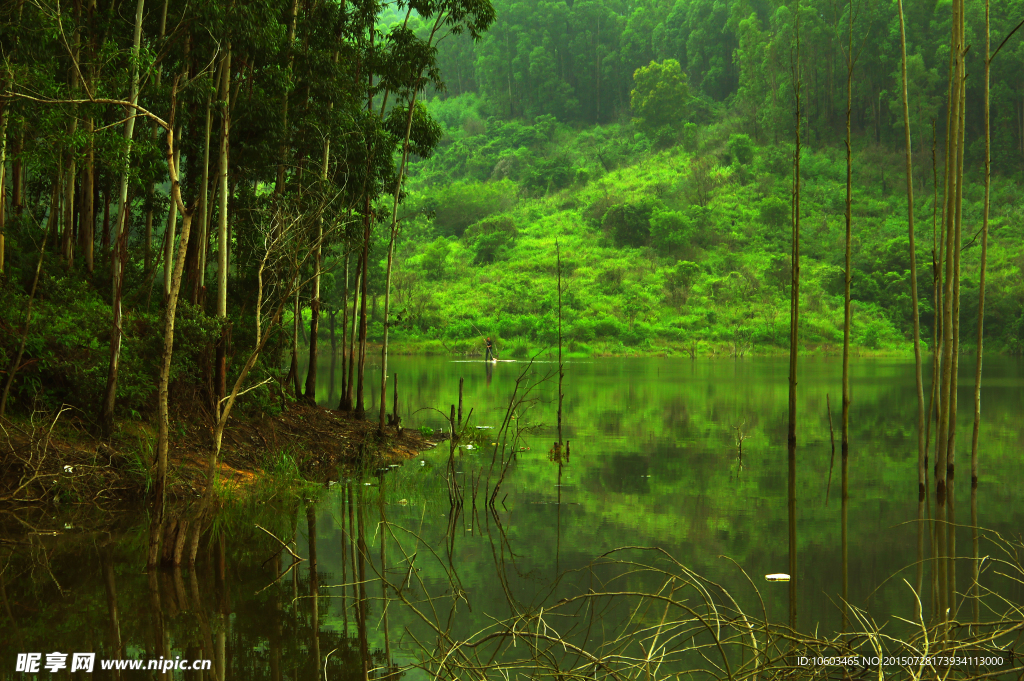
[3,355,1023,679]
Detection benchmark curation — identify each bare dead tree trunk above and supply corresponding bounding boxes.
[897,0,926,502]
[788,0,801,635]
[840,0,853,633]
[970,0,992,624]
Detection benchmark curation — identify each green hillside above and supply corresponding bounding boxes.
[380,101,1024,357]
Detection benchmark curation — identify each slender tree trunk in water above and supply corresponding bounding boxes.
[787,0,801,635]
[355,212,370,419]
[148,118,195,570]
[898,0,927,502]
[927,127,940,476]
[947,66,967,616]
[970,0,991,624]
[936,0,965,632]
[100,0,145,437]
[215,46,232,402]
[841,0,853,632]
[557,239,564,444]
[379,95,421,433]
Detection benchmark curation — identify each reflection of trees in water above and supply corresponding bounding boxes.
[2,484,1024,680]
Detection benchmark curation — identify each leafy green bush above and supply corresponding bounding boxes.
[759,196,790,228]
[728,134,754,165]
[428,180,517,237]
[650,208,693,255]
[603,202,655,248]
[423,238,452,280]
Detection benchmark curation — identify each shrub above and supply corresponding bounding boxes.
[728,134,754,165]
[423,238,451,280]
[650,208,693,255]
[603,203,655,248]
[428,180,517,237]
[759,196,790,228]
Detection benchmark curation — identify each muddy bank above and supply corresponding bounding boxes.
[0,403,440,508]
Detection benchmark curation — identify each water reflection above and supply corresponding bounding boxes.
[4,358,1024,678]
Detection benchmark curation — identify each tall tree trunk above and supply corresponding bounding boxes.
[787,0,801,635]
[897,0,926,502]
[276,0,298,202]
[339,251,350,409]
[215,46,232,402]
[344,254,361,412]
[841,0,853,631]
[304,135,329,404]
[290,286,301,397]
[11,125,22,216]
[99,0,145,437]
[947,62,967,615]
[378,97,420,432]
[144,0,170,273]
[970,0,991,624]
[62,5,82,267]
[354,211,370,419]
[190,72,214,304]
[935,0,965,631]
[81,116,95,274]
[163,125,181,300]
[0,109,7,274]
[148,117,195,569]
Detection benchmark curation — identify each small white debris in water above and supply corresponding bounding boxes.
[765,573,791,582]
[364,482,372,486]
[465,444,475,450]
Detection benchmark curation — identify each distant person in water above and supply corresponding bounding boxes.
[485,337,495,361]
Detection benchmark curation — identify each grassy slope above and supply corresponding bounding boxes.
[383,112,1023,358]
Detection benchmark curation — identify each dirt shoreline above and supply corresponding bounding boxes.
[0,403,440,507]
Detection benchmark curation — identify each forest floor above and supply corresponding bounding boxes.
[0,403,441,508]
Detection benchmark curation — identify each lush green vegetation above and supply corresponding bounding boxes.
[385,104,1024,356]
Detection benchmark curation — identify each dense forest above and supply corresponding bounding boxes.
[1,0,1022,428]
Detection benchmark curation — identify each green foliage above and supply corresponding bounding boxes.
[426,180,517,237]
[423,238,453,280]
[603,202,655,248]
[728,134,753,165]
[650,208,693,256]
[630,60,689,136]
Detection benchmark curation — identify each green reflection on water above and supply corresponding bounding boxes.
[3,356,1023,679]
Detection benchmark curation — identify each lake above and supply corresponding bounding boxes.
[3,355,1023,679]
